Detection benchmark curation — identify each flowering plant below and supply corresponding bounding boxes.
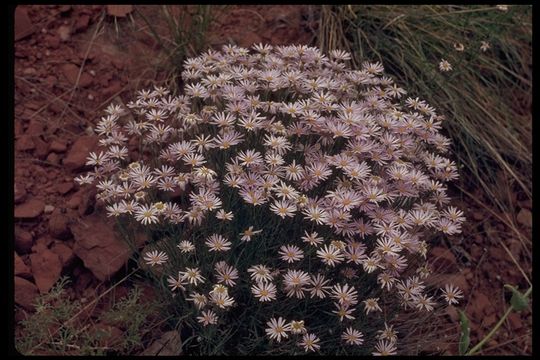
[77,44,465,355]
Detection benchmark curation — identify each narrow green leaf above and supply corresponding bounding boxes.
[458,310,471,355]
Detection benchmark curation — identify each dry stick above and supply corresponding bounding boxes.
[500,242,532,287]
[480,333,531,354]
[29,267,140,354]
[16,76,89,136]
[466,287,532,356]
[456,185,529,246]
[58,12,105,124]
[16,74,103,116]
[230,8,265,23]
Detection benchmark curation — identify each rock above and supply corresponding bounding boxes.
[237,31,262,48]
[15,7,35,41]
[471,211,484,221]
[507,312,523,330]
[70,213,133,281]
[59,5,72,13]
[44,205,55,214]
[517,199,532,210]
[516,208,532,228]
[66,195,81,209]
[107,5,133,17]
[46,152,61,165]
[103,80,123,97]
[25,118,45,135]
[15,276,39,311]
[89,324,123,348]
[15,198,45,219]
[472,292,492,318]
[73,267,95,295]
[15,227,33,254]
[15,135,35,151]
[75,14,90,32]
[33,136,50,159]
[61,63,93,87]
[470,244,484,259]
[430,246,458,272]
[57,25,71,41]
[49,139,68,153]
[48,212,72,239]
[15,252,32,279]
[30,248,63,293]
[56,182,74,195]
[141,330,182,356]
[483,313,497,328]
[445,305,459,322]
[78,187,97,216]
[426,273,470,294]
[14,183,27,204]
[63,136,98,171]
[51,242,75,268]
[23,67,37,76]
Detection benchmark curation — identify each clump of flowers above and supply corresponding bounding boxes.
[76,44,465,355]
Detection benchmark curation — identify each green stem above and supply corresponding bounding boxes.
[466,286,532,356]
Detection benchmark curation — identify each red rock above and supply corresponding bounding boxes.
[15,198,45,219]
[517,199,532,210]
[63,135,98,171]
[107,5,133,17]
[445,305,459,322]
[49,139,68,153]
[427,273,470,294]
[75,14,90,32]
[23,67,37,76]
[56,182,74,195]
[57,25,71,42]
[89,324,123,347]
[25,118,45,135]
[488,247,506,262]
[517,208,532,228]
[30,248,63,293]
[430,246,458,272]
[15,276,38,311]
[508,312,523,330]
[48,212,72,239]
[48,34,61,48]
[15,227,33,254]
[59,5,72,13]
[14,183,27,204]
[483,313,497,327]
[44,205,55,214]
[78,187,97,216]
[471,211,484,221]
[66,195,81,209]
[51,242,75,268]
[15,120,24,136]
[103,80,123,97]
[470,244,484,259]
[46,152,61,165]
[15,252,32,279]
[61,63,93,87]
[238,31,262,48]
[73,267,95,294]
[33,136,50,159]
[473,292,493,317]
[15,7,35,41]
[32,237,53,254]
[70,213,134,281]
[15,135,35,151]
